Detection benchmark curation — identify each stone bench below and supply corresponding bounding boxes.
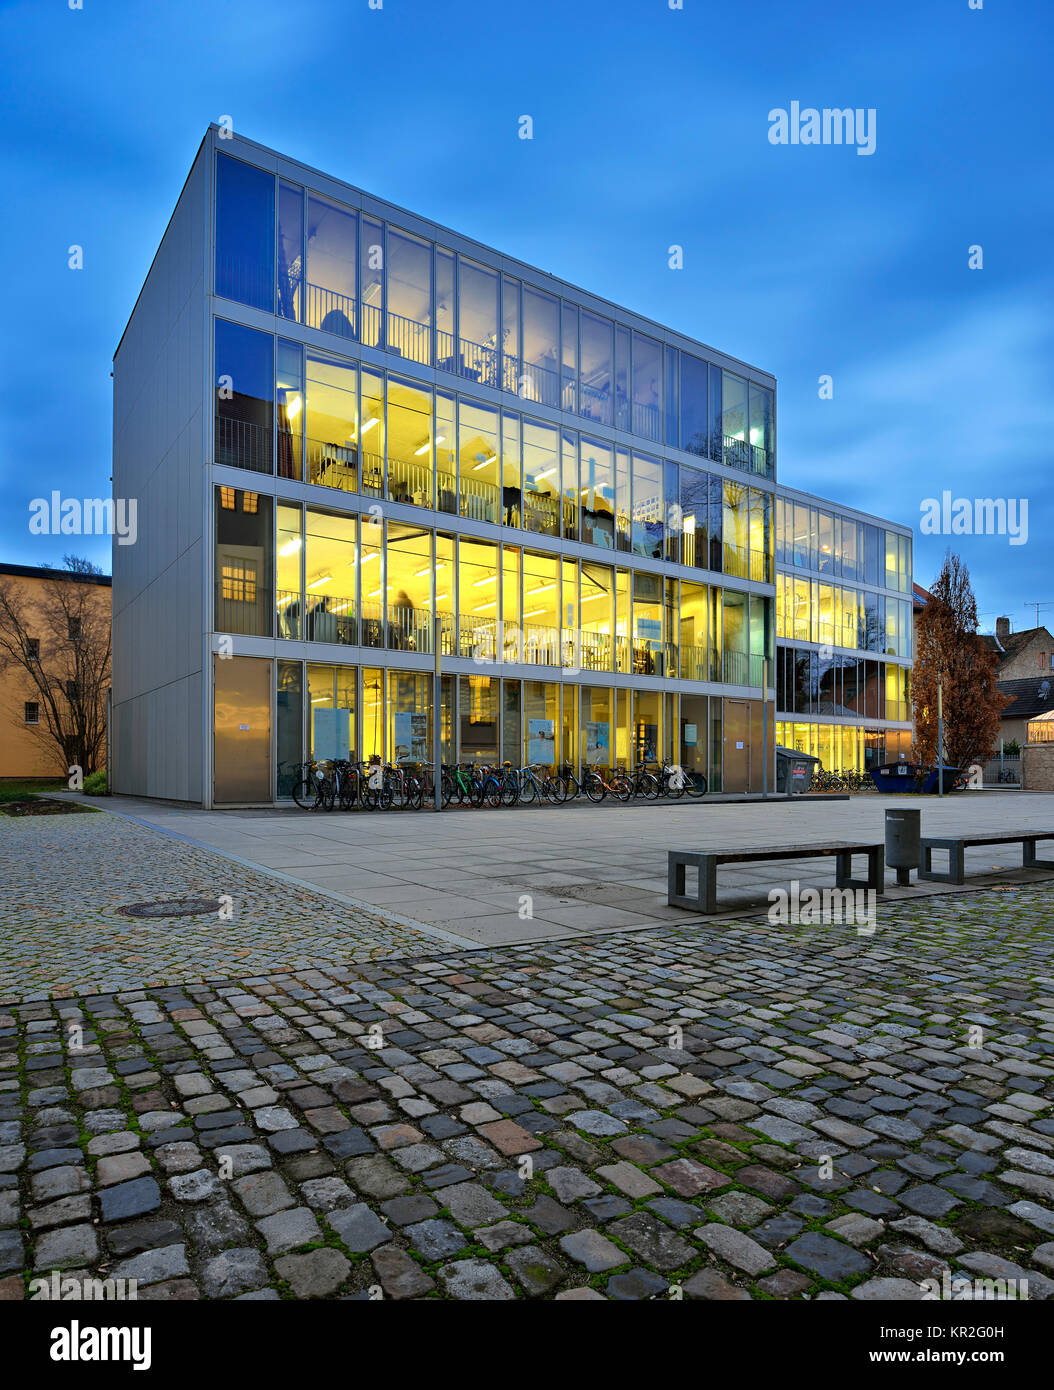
[919,830,1054,886]
[667,841,885,915]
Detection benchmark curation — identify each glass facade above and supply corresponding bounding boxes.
[773,496,913,773]
[203,141,912,803]
[213,156,775,481]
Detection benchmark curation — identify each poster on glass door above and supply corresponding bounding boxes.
[393,711,429,763]
[584,721,610,764]
[527,718,555,764]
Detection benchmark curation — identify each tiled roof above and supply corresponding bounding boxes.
[998,675,1054,720]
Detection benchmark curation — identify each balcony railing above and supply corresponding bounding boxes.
[519,360,560,410]
[385,309,431,365]
[460,472,500,525]
[305,282,356,341]
[215,584,272,637]
[723,434,773,478]
[722,543,771,583]
[387,454,433,507]
[307,438,358,493]
[215,416,271,474]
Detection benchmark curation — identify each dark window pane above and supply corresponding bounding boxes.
[680,464,709,569]
[278,182,303,321]
[215,319,273,474]
[215,155,274,312]
[680,354,708,456]
[664,346,678,447]
[215,486,273,635]
[632,333,661,441]
[580,312,612,425]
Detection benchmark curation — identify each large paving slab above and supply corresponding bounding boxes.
[0,882,1052,1301]
[98,791,1054,947]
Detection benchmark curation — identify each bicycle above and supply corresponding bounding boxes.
[442,763,484,808]
[292,759,334,811]
[359,758,392,811]
[331,758,359,810]
[627,763,661,800]
[583,764,632,803]
[514,763,564,805]
[555,763,583,801]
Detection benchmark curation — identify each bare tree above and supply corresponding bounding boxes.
[0,555,111,775]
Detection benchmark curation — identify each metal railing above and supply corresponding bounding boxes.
[387,455,433,507]
[305,282,357,341]
[722,434,773,478]
[215,416,272,474]
[460,473,501,524]
[385,309,431,365]
[307,438,358,492]
[722,543,771,583]
[518,360,560,410]
[215,584,273,637]
[632,401,662,442]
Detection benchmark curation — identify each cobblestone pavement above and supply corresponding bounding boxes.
[0,814,441,1000]
[1,884,1052,1301]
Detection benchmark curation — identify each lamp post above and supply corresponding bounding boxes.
[937,680,944,799]
[433,613,442,811]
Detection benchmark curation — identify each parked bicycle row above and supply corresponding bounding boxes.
[811,767,876,793]
[290,757,708,810]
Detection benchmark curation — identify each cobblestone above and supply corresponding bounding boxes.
[1,864,1052,1300]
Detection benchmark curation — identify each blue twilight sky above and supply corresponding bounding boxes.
[0,0,1050,632]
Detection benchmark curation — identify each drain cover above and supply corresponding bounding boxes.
[117,898,222,918]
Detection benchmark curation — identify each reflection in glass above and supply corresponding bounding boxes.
[306,194,357,339]
[305,353,358,493]
[215,155,274,312]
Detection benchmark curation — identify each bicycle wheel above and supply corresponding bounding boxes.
[469,775,485,809]
[611,774,633,802]
[292,778,317,810]
[406,776,423,810]
[584,773,606,804]
[484,776,502,808]
[543,775,565,805]
[637,772,660,800]
[500,774,519,807]
[519,775,537,805]
[318,776,336,811]
[441,774,454,808]
[684,771,708,798]
[665,770,685,800]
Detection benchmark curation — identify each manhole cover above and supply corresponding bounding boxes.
[117,898,222,918]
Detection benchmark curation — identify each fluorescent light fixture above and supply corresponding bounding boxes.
[436,593,448,601]
[361,417,379,434]
[473,576,496,587]
[307,575,332,588]
[278,538,302,557]
[472,603,496,613]
[581,592,605,603]
[284,395,302,420]
[535,467,555,481]
[414,441,431,456]
[524,608,546,618]
[526,583,555,596]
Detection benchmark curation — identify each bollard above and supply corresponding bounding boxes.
[885,807,921,887]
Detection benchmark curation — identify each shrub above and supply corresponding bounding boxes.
[83,769,109,796]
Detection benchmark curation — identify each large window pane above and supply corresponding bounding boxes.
[522,285,560,408]
[664,346,679,447]
[436,391,457,514]
[680,353,708,456]
[390,672,432,764]
[680,464,708,569]
[277,503,303,638]
[523,551,559,665]
[276,661,303,798]
[305,352,358,493]
[501,412,522,527]
[631,453,663,558]
[581,561,614,671]
[680,581,708,680]
[522,419,560,536]
[278,182,303,322]
[632,333,661,441]
[664,462,681,564]
[436,247,456,371]
[580,312,612,426]
[562,430,578,541]
[215,155,274,312]
[580,438,614,549]
[305,194,357,339]
[459,400,500,524]
[524,680,559,769]
[387,376,433,507]
[215,486,273,635]
[459,539,499,660]
[215,319,273,474]
[501,276,521,393]
[360,216,384,347]
[358,511,384,647]
[459,258,499,387]
[632,571,663,676]
[386,523,432,653]
[305,510,357,645]
[615,448,631,552]
[749,383,774,474]
[359,368,384,497]
[461,676,499,765]
[722,372,748,467]
[276,338,303,481]
[307,664,357,764]
[561,301,578,413]
[386,228,431,364]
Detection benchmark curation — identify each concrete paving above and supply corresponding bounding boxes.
[94,791,1054,947]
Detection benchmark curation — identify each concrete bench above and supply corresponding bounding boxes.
[668,840,885,914]
[919,830,1054,885]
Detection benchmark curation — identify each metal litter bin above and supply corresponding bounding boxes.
[775,746,820,795]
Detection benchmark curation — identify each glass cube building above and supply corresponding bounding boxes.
[111,127,911,805]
